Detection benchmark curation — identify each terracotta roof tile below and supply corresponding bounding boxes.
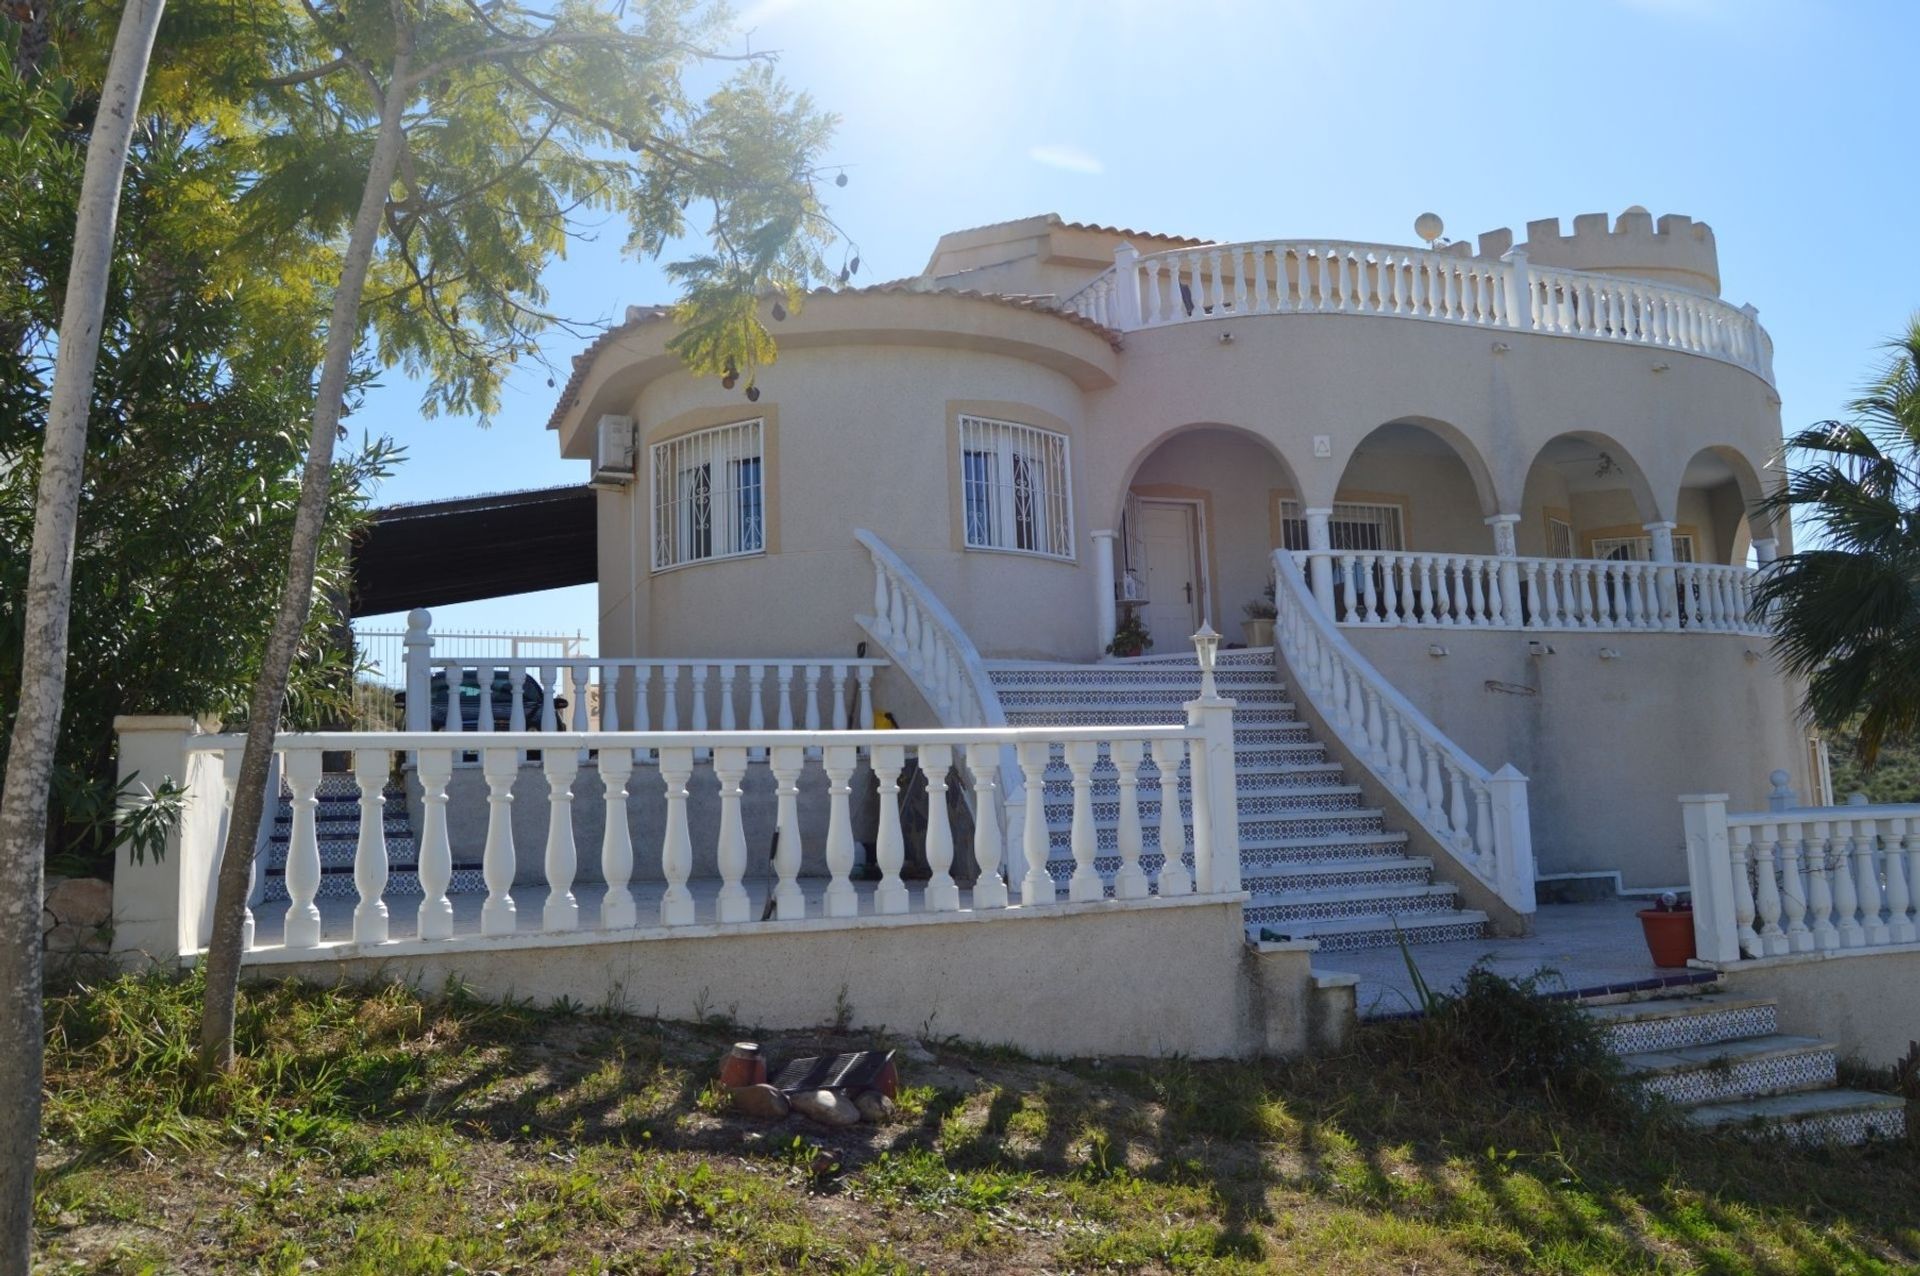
[939,212,1206,246]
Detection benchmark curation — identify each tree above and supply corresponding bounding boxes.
[1753,316,1920,767]
[0,0,169,1263]
[196,0,843,1071]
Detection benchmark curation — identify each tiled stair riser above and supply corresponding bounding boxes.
[1636,1048,1836,1106]
[1600,1004,1778,1054]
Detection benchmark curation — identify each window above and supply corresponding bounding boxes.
[1547,516,1575,559]
[1278,500,1406,552]
[1590,534,1696,562]
[959,416,1073,558]
[651,419,764,570]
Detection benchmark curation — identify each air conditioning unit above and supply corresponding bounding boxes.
[591,414,636,489]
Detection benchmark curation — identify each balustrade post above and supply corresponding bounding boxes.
[1487,515,1523,627]
[541,746,580,931]
[282,747,325,949]
[658,747,697,925]
[1644,522,1679,630]
[822,744,860,918]
[403,609,434,732]
[416,748,455,940]
[769,746,808,920]
[1111,242,1143,328]
[1679,794,1742,962]
[1018,741,1056,903]
[871,743,910,914]
[1886,817,1917,944]
[1065,740,1103,902]
[598,747,637,929]
[1186,626,1240,893]
[1304,508,1336,614]
[1150,738,1191,896]
[922,743,960,911]
[1092,529,1119,656]
[1110,739,1149,900]
[713,746,751,924]
[480,746,518,937]
[351,747,391,945]
[964,743,1010,909]
[1751,823,1786,955]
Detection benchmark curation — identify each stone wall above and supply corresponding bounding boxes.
[43,876,113,958]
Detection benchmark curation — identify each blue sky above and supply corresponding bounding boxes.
[354,0,1918,646]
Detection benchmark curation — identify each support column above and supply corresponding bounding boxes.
[1184,625,1240,893]
[1644,520,1678,630]
[403,608,434,732]
[1091,528,1119,657]
[1751,536,1778,567]
[1486,513,1522,627]
[112,715,219,962]
[1111,242,1142,328]
[1680,794,1743,963]
[1304,508,1335,615]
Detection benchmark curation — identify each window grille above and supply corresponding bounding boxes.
[1590,534,1696,562]
[959,416,1073,558]
[651,419,765,570]
[1277,500,1406,552]
[1547,517,1574,559]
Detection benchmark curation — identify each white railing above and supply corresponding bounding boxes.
[1271,548,1535,914]
[1682,792,1920,963]
[1067,240,1774,385]
[399,610,883,743]
[354,625,589,730]
[853,528,1007,729]
[168,723,1238,953]
[1311,551,1765,635]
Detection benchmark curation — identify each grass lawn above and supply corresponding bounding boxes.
[31,971,1920,1274]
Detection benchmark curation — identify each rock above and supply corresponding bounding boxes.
[42,908,56,936]
[43,924,89,953]
[899,1041,936,1065]
[853,1090,895,1123]
[789,1088,860,1128]
[47,878,112,929]
[730,1084,790,1120]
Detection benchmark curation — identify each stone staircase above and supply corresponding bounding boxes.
[985,649,1489,951]
[1586,989,1904,1144]
[261,773,485,904]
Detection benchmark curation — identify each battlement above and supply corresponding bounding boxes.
[1476,207,1721,297]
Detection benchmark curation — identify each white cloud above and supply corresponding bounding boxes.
[733,0,805,33]
[1028,143,1104,176]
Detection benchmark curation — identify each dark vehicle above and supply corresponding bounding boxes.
[394,669,556,732]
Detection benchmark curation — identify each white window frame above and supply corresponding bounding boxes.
[958,415,1074,560]
[650,419,765,572]
[1278,499,1406,553]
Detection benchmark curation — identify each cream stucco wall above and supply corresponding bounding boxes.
[1719,950,1920,1068]
[1340,627,1808,888]
[241,896,1352,1061]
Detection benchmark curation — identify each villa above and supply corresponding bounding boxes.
[107,208,1918,1139]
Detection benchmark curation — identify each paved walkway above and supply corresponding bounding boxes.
[1312,899,1702,1019]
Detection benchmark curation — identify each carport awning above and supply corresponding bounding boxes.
[350,485,596,617]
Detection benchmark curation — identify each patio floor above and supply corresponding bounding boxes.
[1311,899,1708,1019]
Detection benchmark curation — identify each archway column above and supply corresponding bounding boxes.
[1090,529,1119,655]
[1751,536,1778,567]
[1485,513,1522,626]
[1643,520,1679,629]
[1304,508,1335,614]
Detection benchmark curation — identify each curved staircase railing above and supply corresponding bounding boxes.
[1271,548,1536,915]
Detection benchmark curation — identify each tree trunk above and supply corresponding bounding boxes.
[195,55,413,1075]
[0,1,167,1269]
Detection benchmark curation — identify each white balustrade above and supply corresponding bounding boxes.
[1299,550,1764,636]
[1067,238,1774,385]
[1272,549,1537,915]
[1685,794,1920,962]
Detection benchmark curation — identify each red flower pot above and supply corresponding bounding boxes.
[1636,908,1697,968]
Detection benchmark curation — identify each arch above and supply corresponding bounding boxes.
[1675,443,1776,565]
[1322,418,1501,554]
[1512,429,1666,556]
[1110,420,1306,532]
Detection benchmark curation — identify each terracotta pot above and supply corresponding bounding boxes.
[719,1042,766,1089]
[1242,618,1275,648]
[1636,908,1696,968]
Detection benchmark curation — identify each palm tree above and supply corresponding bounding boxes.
[1753,317,1920,766]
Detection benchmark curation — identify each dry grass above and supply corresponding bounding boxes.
[30,970,1920,1274]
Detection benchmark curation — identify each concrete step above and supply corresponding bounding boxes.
[1684,1089,1906,1145]
[994,686,1292,707]
[1248,909,1490,952]
[1620,1034,1838,1106]
[1003,707,1300,727]
[1238,831,1413,866]
[1041,807,1387,845]
[1585,995,1780,1054]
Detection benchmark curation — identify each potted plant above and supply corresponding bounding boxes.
[1636,891,1696,968]
[1105,611,1152,659]
[1242,582,1277,648]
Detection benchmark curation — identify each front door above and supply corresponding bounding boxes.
[1138,500,1203,649]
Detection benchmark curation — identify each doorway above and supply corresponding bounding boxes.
[1136,499,1206,649]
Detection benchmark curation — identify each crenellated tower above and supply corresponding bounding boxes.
[1476,207,1721,296]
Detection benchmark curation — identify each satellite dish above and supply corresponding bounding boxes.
[1414,212,1445,247]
